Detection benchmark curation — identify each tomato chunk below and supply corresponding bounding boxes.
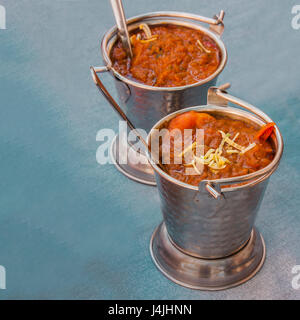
[195,113,216,128]
[168,111,216,131]
[168,111,198,131]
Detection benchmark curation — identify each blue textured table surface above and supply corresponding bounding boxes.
[0,0,299,300]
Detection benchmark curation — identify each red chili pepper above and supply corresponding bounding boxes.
[255,122,275,142]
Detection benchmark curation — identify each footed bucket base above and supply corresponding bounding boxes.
[150,222,266,291]
[110,135,156,186]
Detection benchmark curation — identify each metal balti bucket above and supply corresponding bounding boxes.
[91,11,227,185]
[147,86,284,259]
[93,11,227,133]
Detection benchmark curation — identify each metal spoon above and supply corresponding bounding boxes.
[110,0,133,58]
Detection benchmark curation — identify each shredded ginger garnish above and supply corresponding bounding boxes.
[179,130,256,173]
[240,143,257,154]
[139,36,158,43]
[129,23,158,44]
[218,130,245,151]
[139,23,152,39]
[196,39,211,54]
[178,142,197,157]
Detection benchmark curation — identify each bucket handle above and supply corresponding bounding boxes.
[208,84,274,123]
[201,84,284,198]
[126,10,225,36]
[90,66,149,150]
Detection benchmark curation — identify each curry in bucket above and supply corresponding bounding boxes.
[156,111,275,186]
[111,23,221,87]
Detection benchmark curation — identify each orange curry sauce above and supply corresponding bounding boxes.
[162,111,275,186]
[111,24,221,87]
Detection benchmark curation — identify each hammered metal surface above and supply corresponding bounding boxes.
[155,172,269,258]
[114,79,217,132]
[148,103,283,259]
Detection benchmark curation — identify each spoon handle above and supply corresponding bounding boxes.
[110,0,133,58]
